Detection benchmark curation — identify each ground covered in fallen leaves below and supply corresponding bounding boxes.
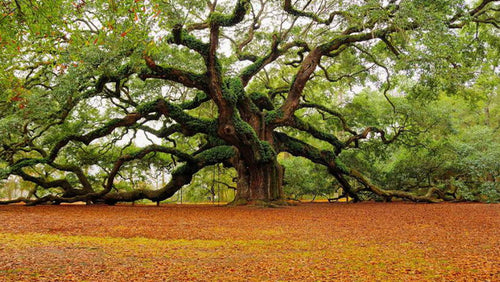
[0,202,498,281]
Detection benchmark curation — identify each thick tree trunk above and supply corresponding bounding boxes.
[232,159,284,204]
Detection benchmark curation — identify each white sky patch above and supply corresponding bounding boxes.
[114,124,164,148]
[135,130,163,147]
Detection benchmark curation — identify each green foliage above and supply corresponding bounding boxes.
[240,57,267,79]
[334,158,350,174]
[477,182,500,203]
[340,89,500,202]
[196,146,236,163]
[222,77,245,105]
[233,116,257,139]
[281,156,337,199]
[208,0,250,26]
[176,166,237,203]
[257,141,276,163]
[137,99,160,115]
[168,29,209,57]
[264,109,284,124]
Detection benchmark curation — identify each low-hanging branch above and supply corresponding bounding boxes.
[5,96,210,181]
[1,145,237,206]
[103,144,196,196]
[102,145,237,204]
[274,131,450,203]
[273,132,359,201]
[348,168,452,203]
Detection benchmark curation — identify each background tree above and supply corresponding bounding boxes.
[340,92,500,202]
[281,156,340,201]
[0,0,498,205]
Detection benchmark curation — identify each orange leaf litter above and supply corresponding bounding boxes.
[0,202,498,281]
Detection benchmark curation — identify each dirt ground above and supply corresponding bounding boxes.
[0,202,498,281]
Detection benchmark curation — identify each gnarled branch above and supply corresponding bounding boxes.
[140,56,209,92]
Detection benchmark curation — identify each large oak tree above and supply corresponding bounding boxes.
[0,0,498,205]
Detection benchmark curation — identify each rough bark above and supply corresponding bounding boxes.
[232,159,284,204]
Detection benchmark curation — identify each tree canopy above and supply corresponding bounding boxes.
[0,0,499,205]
